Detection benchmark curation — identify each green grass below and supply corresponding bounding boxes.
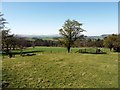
[2,47,118,88]
[3,46,79,55]
[3,46,110,55]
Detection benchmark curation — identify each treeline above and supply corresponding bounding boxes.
[74,38,104,48]
[72,34,120,52]
[1,29,120,52]
[1,30,60,52]
[76,34,120,52]
[1,28,120,59]
[33,38,59,47]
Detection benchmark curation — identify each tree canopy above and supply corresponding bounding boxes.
[104,34,120,52]
[59,19,85,53]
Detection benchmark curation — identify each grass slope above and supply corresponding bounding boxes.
[2,47,118,88]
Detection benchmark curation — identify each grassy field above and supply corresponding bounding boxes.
[4,46,109,55]
[2,47,118,88]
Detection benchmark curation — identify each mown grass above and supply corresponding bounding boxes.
[2,47,118,88]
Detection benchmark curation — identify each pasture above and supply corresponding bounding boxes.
[2,47,118,88]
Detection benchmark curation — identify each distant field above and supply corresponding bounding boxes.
[2,47,118,88]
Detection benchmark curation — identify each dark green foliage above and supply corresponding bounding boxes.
[34,38,59,47]
[74,38,104,48]
[77,48,106,54]
[104,34,120,52]
[0,12,14,58]
[0,12,8,30]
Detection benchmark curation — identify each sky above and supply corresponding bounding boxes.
[2,0,119,2]
[2,2,118,36]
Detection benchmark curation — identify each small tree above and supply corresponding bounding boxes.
[59,19,85,53]
[0,12,14,58]
[112,34,120,52]
[103,34,116,51]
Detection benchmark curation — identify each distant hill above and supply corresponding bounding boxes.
[16,34,111,40]
[16,34,61,38]
[87,34,111,39]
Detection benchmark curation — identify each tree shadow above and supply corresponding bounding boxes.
[2,82,9,88]
[76,48,107,54]
[2,50,44,56]
[77,51,107,54]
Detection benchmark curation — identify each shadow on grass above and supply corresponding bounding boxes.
[2,50,44,56]
[75,48,107,54]
[79,52,107,54]
[2,82,9,88]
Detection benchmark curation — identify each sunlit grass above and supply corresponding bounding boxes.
[2,47,118,88]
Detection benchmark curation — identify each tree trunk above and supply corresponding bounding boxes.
[13,45,15,50]
[20,49,23,56]
[8,51,12,58]
[6,44,9,52]
[6,49,12,58]
[110,47,112,51]
[67,46,71,53]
